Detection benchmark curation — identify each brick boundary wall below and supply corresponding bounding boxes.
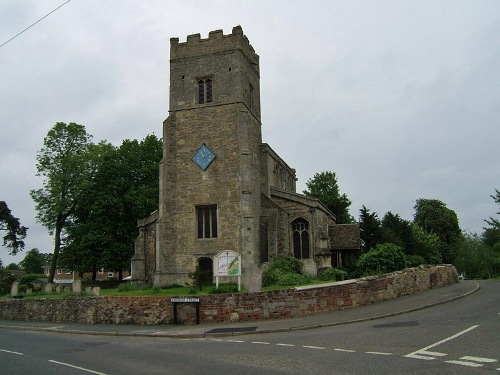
[0,265,458,325]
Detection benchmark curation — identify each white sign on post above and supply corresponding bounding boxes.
[214,250,241,290]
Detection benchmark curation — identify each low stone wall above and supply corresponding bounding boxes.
[0,265,458,325]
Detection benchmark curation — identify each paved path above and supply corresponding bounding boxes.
[0,280,479,338]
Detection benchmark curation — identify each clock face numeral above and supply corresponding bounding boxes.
[192,144,216,171]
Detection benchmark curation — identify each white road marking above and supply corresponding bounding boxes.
[334,348,356,353]
[405,354,435,360]
[251,341,270,345]
[460,356,497,363]
[276,343,295,347]
[405,325,479,360]
[48,360,108,375]
[366,351,392,356]
[303,345,324,350]
[445,360,483,368]
[0,349,24,355]
[226,340,244,343]
[419,350,447,357]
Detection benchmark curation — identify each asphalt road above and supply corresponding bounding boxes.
[0,280,498,374]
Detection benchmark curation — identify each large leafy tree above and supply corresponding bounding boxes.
[455,231,498,279]
[380,211,413,249]
[61,135,162,280]
[303,171,353,224]
[30,122,93,283]
[19,248,50,274]
[413,199,462,263]
[0,201,28,255]
[359,205,382,251]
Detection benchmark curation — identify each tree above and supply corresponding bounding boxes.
[485,189,500,230]
[30,122,93,283]
[61,135,162,280]
[413,199,462,263]
[359,205,382,251]
[19,248,49,274]
[380,211,413,249]
[454,231,498,279]
[0,201,28,255]
[303,171,353,224]
[482,227,500,248]
[356,243,407,275]
[410,224,443,264]
[6,263,21,270]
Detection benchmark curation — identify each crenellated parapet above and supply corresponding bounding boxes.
[170,25,259,69]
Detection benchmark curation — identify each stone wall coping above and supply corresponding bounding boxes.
[295,279,356,291]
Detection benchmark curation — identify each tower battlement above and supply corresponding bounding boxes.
[170,25,259,66]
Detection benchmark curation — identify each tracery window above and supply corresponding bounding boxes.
[292,218,310,259]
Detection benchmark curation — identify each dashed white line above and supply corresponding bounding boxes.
[276,343,295,347]
[366,351,392,356]
[226,340,244,343]
[303,345,324,350]
[334,348,356,353]
[48,360,108,375]
[0,349,24,355]
[251,341,270,345]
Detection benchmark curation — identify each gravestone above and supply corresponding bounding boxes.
[10,281,18,297]
[44,283,53,294]
[72,279,82,294]
[242,267,262,293]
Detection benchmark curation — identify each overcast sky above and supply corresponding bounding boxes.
[1,0,499,264]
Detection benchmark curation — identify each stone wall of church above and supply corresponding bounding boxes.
[270,193,335,259]
[260,144,297,195]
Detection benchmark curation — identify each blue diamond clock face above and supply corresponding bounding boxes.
[192,144,216,171]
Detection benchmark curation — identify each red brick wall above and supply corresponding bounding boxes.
[0,265,458,325]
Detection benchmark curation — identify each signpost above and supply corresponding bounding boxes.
[214,250,241,290]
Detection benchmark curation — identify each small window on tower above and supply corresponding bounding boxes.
[198,80,205,104]
[197,78,213,104]
[206,79,212,103]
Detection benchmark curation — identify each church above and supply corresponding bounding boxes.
[131,26,360,287]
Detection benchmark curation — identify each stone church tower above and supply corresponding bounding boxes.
[132,26,360,287]
[145,26,262,286]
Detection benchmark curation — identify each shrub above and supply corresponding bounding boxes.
[188,265,212,291]
[262,268,284,287]
[275,272,309,286]
[357,243,408,275]
[319,268,347,282]
[269,257,302,274]
[406,255,426,267]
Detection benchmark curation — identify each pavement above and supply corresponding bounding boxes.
[0,280,479,339]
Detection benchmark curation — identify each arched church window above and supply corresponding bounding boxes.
[292,218,310,259]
